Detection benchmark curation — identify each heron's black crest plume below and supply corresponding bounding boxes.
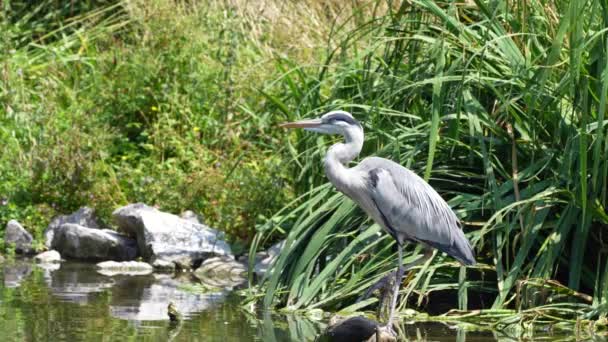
[322,111,360,126]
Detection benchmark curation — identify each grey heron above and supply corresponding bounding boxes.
[280,110,475,331]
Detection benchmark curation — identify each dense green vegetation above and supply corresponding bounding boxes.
[1,0,330,249]
[3,0,608,330]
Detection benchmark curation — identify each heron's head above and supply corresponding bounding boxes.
[280,111,362,135]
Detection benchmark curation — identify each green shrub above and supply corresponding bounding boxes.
[0,0,299,245]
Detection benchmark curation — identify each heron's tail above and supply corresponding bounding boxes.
[422,230,476,266]
[448,229,476,265]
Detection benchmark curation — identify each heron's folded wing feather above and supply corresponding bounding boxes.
[360,158,475,265]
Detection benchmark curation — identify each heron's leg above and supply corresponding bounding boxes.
[358,270,396,302]
[386,245,404,330]
[358,248,434,303]
[385,247,434,333]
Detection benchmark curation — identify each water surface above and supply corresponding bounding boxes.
[0,258,596,341]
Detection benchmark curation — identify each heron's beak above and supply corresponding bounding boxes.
[279,118,322,129]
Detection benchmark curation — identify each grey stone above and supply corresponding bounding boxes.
[152,259,176,272]
[112,203,232,269]
[44,207,101,248]
[96,261,153,276]
[267,239,285,256]
[51,223,137,261]
[34,250,62,263]
[254,239,285,277]
[194,256,247,288]
[4,220,34,254]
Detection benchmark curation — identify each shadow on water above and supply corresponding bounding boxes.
[1,258,606,341]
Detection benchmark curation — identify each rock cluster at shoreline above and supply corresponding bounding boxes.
[2,204,284,284]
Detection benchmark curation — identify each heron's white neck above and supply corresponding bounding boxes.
[324,126,364,190]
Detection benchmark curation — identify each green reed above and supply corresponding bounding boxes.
[250,0,608,328]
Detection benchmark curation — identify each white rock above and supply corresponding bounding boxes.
[96,261,153,276]
[34,250,62,263]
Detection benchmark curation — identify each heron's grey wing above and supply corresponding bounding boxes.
[358,157,475,265]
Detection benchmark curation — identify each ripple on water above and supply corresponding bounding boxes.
[46,262,116,304]
[108,274,226,321]
[3,259,33,288]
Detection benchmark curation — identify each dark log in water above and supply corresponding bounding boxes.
[318,316,395,342]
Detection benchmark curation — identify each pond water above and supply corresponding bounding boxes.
[0,258,595,341]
